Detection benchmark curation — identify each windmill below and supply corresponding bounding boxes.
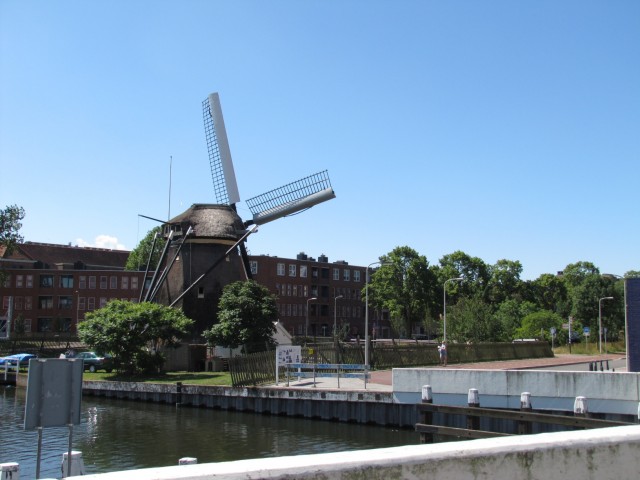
[149,92,336,339]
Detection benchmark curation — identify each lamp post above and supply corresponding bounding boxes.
[598,296,614,354]
[443,277,463,343]
[305,297,317,342]
[333,295,343,342]
[365,261,387,368]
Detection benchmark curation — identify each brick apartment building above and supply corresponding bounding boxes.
[1,241,390,341]
[248,252,390,339]
[0,242,149,336]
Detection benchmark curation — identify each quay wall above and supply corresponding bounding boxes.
[72,424,640,480]
[394,368,640,416]
[82,381,417,427]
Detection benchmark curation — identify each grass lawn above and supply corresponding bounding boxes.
[82,370,233,386]
[553,340,626,356]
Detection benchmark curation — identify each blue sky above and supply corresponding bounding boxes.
[1,1,638,280]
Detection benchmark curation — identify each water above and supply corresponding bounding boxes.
[1,386,418,478]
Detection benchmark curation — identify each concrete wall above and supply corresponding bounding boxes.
[72,425,640,480]
[393,368,640,416]
[83,381,417,427]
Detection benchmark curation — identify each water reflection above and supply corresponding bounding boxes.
[1,386,417,478]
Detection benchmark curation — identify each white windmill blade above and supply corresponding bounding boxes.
[245,170,336,226]
[202,92,241,205]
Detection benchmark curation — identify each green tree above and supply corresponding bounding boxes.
[447,294,497,343]
[125,226,166,271]
[203,280,278,354]
[515,310,564,341]
[524,273,570,317]
[437,251,490,299]
[366,246,438,338]
[487,259,523,304]
[494,299,537,341]
[0,204,25,284]
[78,300,193,374]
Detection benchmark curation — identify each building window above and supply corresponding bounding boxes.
[287,284,292,296]
[58,296,73,309]
[78,297,86,310]
[87,297,95,311]
[79,276,87,289]
[2,275,10,288]
[121,277,129,289]
[354,271,361,282]
[60,275,74,288]
[333,268,340,280]
[312,267,318,279]
[26,275,33,288]
[289,264,296,277]
[292,304,298,316]
[250,261,258,275]
[37,318,53,332]
[23,318,32,332]
[303,286,308,297]
[110,276,117,289]
[100,276,107,289]
[343,269,350,281]
[38,296,53,309]
[15,297,23,310]
[89,276,96,289]
[277,263,285,276]
[2,296,8,309]
[16,275,24,288]
[131,277,139,290]
[25,297,32,310]
[300,265,307,278]
[100,297,108,308]
[39,275,54,288]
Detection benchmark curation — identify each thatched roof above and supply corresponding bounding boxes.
[167,204,245,241]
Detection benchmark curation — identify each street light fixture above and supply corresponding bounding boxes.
[598,296,614,354]
[333,295,343,342]
[305,297,317,342]
[443,277,464,343]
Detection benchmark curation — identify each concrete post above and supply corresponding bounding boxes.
[420,385,433,444]
[574,396,589,418]
[1,463,19,480]
[518,392,533,435]
[61,451,85,478]
[467,388,480,431]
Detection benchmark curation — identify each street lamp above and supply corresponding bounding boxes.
[333,295,343,342]
[365,261,389,367]
[598,296,614,354]
[443,277,463,343]
[305,297,317,341]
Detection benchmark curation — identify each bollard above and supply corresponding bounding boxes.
[421,385,433,404]
[467,388,480,431]
[518,392,532,434]
[574,396,589,417]
[61,451,85,478]
[1,462,19,480]
[606,360,610,370]
[420,385,433,444]
[179,457,198,465]
[588,362,593,371]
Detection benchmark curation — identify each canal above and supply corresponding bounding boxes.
[0,385,418,478]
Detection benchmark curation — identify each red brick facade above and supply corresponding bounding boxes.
[248,252,390,339]
[1,242,149,336]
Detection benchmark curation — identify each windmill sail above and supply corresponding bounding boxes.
[203,93,241,205]
[245,170,336,226]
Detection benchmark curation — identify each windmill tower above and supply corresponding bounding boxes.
[150,93,336,340]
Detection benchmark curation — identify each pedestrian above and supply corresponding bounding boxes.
[438,341,447,366]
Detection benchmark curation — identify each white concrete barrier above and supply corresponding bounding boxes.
[1,463,19,480]
[70,425,640,480]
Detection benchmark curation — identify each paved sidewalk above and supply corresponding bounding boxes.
[269,354,626,391]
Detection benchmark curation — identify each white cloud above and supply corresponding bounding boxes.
[75,235,127,251]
